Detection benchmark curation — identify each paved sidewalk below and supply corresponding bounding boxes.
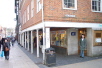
[54,59,102,68]
[0,42,39,68]
[0,42,102,68]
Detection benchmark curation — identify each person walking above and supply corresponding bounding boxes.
[3,39,10,60]
[0,39,2,51]
[79,34,87,58]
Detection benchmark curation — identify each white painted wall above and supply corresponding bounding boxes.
[67,29,78,55]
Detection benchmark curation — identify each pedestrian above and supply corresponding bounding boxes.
[0,36,2,51]
[79,34,87,58]
[2,39,10,60]
[0,39,2,51]
[33,36,37,48]
[12,37,15,46]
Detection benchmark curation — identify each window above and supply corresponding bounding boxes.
[24,10,27,23]
[94,31,102,46]
[63,0,77,10]
[51,30,67,48]
[92,0,102,12]
[27,5,29,20]
[23,14,24,24]
[37,0,41,12]
[31,0,34,17]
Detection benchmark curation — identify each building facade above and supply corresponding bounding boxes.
[0,26,6,38]
[15,0,102,63]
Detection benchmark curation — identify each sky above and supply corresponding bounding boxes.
[0,0,16,28]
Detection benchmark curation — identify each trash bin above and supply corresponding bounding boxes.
[45,48,56,67]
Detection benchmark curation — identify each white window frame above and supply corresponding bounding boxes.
[27,5,29,20]
[62,0,77,10]
[31,0,34,18]
[91,0,102,12]
[23,14,24,24]
[24,10,26,23]
[37,0,41,13]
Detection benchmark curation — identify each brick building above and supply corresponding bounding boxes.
[15,0,102,63]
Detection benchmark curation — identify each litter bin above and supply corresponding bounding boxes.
[45,48,56,67]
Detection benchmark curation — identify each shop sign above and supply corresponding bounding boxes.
[96,38,101,42]
[71,32,76,36]
[65,14,76,18]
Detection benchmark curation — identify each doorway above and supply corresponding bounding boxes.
[78,28,87,56]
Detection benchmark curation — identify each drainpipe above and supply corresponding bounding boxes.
[42,0,46,64]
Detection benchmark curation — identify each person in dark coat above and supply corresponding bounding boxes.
[33,37,37,48]
[0,39,2,50]
[3,39,10,60]
[79,34,87,58]
[40,36,43,46]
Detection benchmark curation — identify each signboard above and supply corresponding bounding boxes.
[71,32,76,36]
[96,38,101,42]
[65,14,76,18]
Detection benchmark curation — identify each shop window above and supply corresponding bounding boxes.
[51,30,67,48]
[94,31,102,46]
[96,33,101,37]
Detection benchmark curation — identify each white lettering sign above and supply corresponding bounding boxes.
[65,14,76,18]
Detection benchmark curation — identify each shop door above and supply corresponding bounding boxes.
[78,28,87,56]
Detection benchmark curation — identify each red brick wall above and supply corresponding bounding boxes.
[21,0,102,30]
[44,0,102,23]
[21,0,42,30]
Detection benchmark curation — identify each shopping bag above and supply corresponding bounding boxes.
[0,51,4,57]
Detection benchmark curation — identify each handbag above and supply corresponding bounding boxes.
[0,51,4,57]
[5,47,9,51]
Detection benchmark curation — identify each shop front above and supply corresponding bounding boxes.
[50,28,67,55]
[20,21,102,63]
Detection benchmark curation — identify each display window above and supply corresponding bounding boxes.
[94,30,102,46]
[51,30,67,48]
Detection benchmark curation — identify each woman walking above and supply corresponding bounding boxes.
[3,39,10,60]
[79,34,87,58]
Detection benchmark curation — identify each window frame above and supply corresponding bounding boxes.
[37,0,41,13]
[91,0,102,12]
[62,0,77,10]
[27,5,29,21]
[31,0,34,18]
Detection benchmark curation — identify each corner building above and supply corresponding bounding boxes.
[16,0,102,61]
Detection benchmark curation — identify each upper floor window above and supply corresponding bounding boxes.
[31,0,34,17]
[92,0,102,12]
[37,0,41,13]
[63,0,77,10]
[24,10,27,23]
[23,14,24,24]
[27,5,29,20]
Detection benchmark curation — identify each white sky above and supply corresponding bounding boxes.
[0,0,16,28]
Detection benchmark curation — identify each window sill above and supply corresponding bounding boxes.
[63,8,77,10]
[92,11,102,13]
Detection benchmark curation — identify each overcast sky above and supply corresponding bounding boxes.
[0,0,16,28]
